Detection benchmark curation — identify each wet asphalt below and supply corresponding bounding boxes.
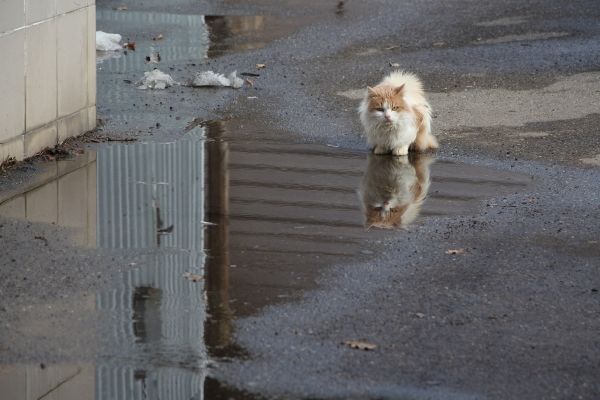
[1,0,600,399]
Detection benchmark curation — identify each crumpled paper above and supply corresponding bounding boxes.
[137,69,177,90]
[190,71,244,89]
[96,31,122,51]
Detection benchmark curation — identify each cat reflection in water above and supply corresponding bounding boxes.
[359,153,433,229]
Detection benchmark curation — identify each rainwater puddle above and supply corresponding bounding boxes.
[0,123,532,399]
[96,10,307,70]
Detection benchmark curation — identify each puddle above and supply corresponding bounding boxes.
[0,122,532,398]
[96,10,309,71]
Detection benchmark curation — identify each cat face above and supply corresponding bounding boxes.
[366,84,408,125]
[366,203,409,229]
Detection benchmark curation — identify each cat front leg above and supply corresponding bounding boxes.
[391,145,409,156]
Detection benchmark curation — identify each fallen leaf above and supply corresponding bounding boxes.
[153,34,164,41]
[123,41,136,50]
[183,272,204,282]
[343,340,377,351]
[445,248,466,255]
[114,5,128,11]
[256,63,266,69]
[245,78,254,86]
[389,62,400,67]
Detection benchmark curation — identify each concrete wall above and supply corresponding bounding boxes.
[0,0,96,163]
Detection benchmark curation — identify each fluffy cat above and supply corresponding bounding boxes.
[359,153,433,229]
[358,71,438,155]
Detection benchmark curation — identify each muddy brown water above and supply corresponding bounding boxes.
[0,121,532,399]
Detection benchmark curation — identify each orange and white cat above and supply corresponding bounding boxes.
[359,71,438,155]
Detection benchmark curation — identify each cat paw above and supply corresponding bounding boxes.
[391,146,409,156]
[373,146,388,155]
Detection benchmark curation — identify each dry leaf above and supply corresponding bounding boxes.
[256,63,266,69]
[123,41,136,50]
[245,78,254,86]
[153,34,164,41]
[183,272,204,282]
[445,248,466,255]
[114,5,128,11]
[343,340,377,351]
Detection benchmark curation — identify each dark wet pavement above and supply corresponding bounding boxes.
[2,0,600,398]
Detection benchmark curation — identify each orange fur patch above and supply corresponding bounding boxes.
[367,85,408,112]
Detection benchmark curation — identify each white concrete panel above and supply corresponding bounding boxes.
[26,19,57,130]
[24,123,57,158]
[87,5,95,107]
[87,106,96,131]
[0,135,24,161]
[26,0,56,24]
[57,8,87,117]
[0,30,25,142]
[0,0,25,33]
[57,108,88,142]
[56,0,86,15]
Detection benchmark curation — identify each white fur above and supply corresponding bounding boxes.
[359,71,435,154]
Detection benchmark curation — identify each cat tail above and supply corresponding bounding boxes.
[411,104,438,152]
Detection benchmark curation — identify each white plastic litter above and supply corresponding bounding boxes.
[138,69,177,90]
[96,31,122,51]
[190,71,244,89]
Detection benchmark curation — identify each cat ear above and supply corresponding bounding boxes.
[394,84,405,95]
[367,86,377,97]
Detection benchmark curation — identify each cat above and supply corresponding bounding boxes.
[359,153,433,229]
[358,71,438,156]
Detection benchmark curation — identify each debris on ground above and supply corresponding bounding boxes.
[445,248,466,255]
[96,31,123,51]
[113,5,128,11]
[183,272,204,282]
[343,340,377,351]
[123,41,136,50]
[0,157,17,174]
[145,48,161,63]
[256,63,266,69]
[153,34,164,41]
[189,71,244,89]
[389,61,400,67]
[240,72,260,77]
[138,69,177,90]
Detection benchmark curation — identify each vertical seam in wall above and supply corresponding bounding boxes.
[56,1,59,143]
[23,0,27,145]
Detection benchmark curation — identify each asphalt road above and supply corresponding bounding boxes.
[1,0,599,399]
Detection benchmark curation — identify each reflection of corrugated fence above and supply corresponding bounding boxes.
[95,135,206,400]
[97,139,205,250]
[96,10,209,72]
[96,365,204,400]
